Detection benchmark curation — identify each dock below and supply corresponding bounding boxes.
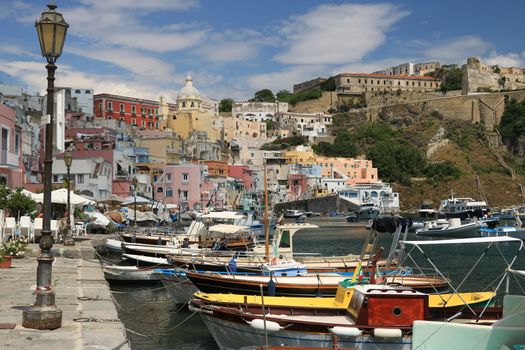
[0,237,129,350]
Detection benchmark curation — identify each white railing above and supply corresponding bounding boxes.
[0,150,19,167]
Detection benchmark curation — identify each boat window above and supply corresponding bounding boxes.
[279,230,291,248]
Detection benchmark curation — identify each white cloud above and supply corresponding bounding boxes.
[65,47,175,81]
[484,51,524,67]
[274,3,410,65]
[0,59,179,102]
[423,36,492,64]
[246,65,327,92]
[195,29,275,63]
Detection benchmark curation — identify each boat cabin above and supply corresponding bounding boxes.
[348,285,429,328]
[252,223,319,259]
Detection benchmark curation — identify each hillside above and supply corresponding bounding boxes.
[327,112,525,211]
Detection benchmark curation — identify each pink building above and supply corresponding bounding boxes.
[287,174,308,201]
[228,165,254,190]
[154,164,207,210]
[315,156,378,185]
[0,104,23,187]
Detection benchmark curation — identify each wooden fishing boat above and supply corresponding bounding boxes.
[190,284,511,350]
[185,270,450,296]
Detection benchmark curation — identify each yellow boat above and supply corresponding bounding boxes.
[194,284,496,310]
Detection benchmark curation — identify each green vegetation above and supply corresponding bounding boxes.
[499,98,525,146]
[219,98,233,113]
[313,130,357,158]
[265,119,275,131]
[314,121,464,184]
[0,186,37,218]
[423,161,462,182]
[276,88,322,104]
[319,77,336,91]
[260,135,307,150]
[250,89,275,102]
[427,64,463,92]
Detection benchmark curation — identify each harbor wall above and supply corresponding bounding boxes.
[274,194,356,214]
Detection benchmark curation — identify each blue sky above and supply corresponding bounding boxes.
[0,0,524,102]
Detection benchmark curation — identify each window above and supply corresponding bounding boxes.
[99,102,102,110]
[166,187,173,197]
[131,105,136,114]
[183,191,188,200]
[182,102,186,108]
[108,102,113,111]
[15,134,20,154]
[78,174,84,184]
[190,102,195,108]
[120,103,124,112]
[132,118,136,125]
[182,173,189,182]
[166,173,172,181]
[155,108,158,115]
[85,90,91,94]
[141,120,145,128]
[148,108,152,116]
[157,187,163,193]
[53,175,59,182]
[141,107,146,116]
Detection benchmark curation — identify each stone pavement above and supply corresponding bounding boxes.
[0,237,130,350]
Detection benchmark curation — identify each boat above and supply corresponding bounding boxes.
[121,253,168,266]
[166,223,380,273]
[439,192,488,219]
[284,209,304,218]
[185,270,449,296]
[102,264,161,282]
[416,218,482,238]
[190,283,507,350]
[295,214,306,223]
[480,225,525,240]
[189,236,525,350]
[354,203,380,220]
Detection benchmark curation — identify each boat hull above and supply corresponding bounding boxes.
[416,222,481,238]
[158,272,197,305]
[103,265,160,282]
[199,313,411,350]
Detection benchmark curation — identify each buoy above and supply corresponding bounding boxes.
[373,328,402,338]
[329,326,362,337]
[248,319,282,332]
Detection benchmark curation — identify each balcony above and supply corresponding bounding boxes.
[166,147,179,154]
[0,150,19,167]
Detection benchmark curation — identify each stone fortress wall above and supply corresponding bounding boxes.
[463,56,525,94]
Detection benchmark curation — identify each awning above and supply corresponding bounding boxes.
[401,236,522,246]
[33,189,95,205]
[208,224,248,234]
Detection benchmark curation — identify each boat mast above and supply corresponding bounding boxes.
[264,161,270,262]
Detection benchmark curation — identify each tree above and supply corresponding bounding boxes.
[320,77,336,91]
[439,65,463,91]
[276,90,293,103]
[253,89,275,102]
[7,188,36,218]
[219,98,233,113]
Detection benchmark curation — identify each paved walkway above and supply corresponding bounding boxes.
[0,238,129,350]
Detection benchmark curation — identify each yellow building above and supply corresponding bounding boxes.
[284,146,316,165]
[136,130,181,164]
[222,115,267,142]
[160,74,220,141]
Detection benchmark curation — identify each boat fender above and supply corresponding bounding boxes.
[372,328,402,338]
[329,326,362,337]
[248,319,282,332]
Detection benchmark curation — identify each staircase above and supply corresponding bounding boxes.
[483,129,525,200]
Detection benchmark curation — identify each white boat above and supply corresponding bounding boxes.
[121,253,168,266]
[480,226,525,240]
[416,218,482,238]
[439,192,488,218]
[102,264,160,282]
[283,209,303,218]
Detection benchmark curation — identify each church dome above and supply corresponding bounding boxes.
[178,73,201,100]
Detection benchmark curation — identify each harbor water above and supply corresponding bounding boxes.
[109,216,525,349]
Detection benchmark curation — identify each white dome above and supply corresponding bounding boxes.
[178,73,201,100]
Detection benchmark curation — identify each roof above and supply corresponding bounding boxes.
[338,73,440,81]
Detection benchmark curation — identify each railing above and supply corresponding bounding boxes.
[0,150,19,167]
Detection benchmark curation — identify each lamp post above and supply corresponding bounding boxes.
[23,2,68,330]
[63,151,74,246]
[132,177,138,227]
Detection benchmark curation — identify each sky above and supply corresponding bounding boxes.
[0,0,524,102]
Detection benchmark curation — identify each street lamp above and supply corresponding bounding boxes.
[23,2,69,330]
[132,177,138,227]
[63,151,74,246]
